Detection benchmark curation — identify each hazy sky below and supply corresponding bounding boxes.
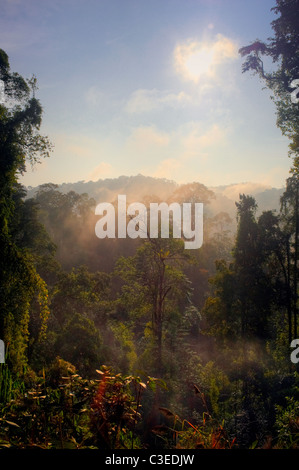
[0,0,292,189]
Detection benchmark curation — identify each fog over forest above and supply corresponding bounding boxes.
[0,0,298,458]
[26,173,284,219]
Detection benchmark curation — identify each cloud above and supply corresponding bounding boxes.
[179,122,229,160]
[125,126,170,155]
[257,166,289,188]
[152,158,182,180]
[125,88,191,114]
[55,134,102,160]
[86,162,114,181]
[221,182,271,201]
[49,119,234,187]
[174,34,239,83]
[133,121,232,183]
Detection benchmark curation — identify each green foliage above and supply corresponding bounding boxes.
[32,185,97,269]
[275,395,299,448]
[109,322,138,372]
[115,237,195,376]
[0,363,26,404]
[1,246,50,372]
[0,363,163,449]
[239,0,299,172]
[0,36,298,449]
[0,49,52,372]
[90,365,158,449]
[203,187,298,347]
[0,359,93,448]
[152,405,235,449]
[55,314,104,377]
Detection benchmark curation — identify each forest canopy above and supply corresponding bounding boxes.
[0,0,298,451]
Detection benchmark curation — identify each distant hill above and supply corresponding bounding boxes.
[26,174,285,221]
[209,182,284,220]
[27,174,178,204]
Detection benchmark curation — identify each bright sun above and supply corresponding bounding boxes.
[174,36,238,83]
[174,41,216,82]
[184,47,215,81]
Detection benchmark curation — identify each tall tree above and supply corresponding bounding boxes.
[203,195,278,348]
[116,236,193,376]
[32,184,96,270]
[280,175,299,340]
[239,0,299,173]
[0,49,51,370]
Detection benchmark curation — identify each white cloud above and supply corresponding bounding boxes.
[125,88,191,114]
[257,166,289,189]
[152,158,182,180]
[179,122,230,160]
[131,121,232,183]
[125,126,170,155]
[221,182,271,201]
[87,162,113,181]
[55,134,102,160]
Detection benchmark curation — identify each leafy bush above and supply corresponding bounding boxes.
[275,397,299,449]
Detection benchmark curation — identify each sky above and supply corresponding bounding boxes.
[0,0,293,189]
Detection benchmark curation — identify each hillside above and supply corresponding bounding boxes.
[26,174,285,221]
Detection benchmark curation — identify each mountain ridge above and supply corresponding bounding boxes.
[25,173,285,219]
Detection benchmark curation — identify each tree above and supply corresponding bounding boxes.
[10,183,58,280]
[239,0,299,173]
[202,194,298,446]
[203,195,281,349]
[33,265,112,373]
[239,1,299,341]
[280,175,299,340]
[33,184,96,270]
[0,49,51,371]
[55,312,104,377]
[168,182,214,205]
[115,236,194,376]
